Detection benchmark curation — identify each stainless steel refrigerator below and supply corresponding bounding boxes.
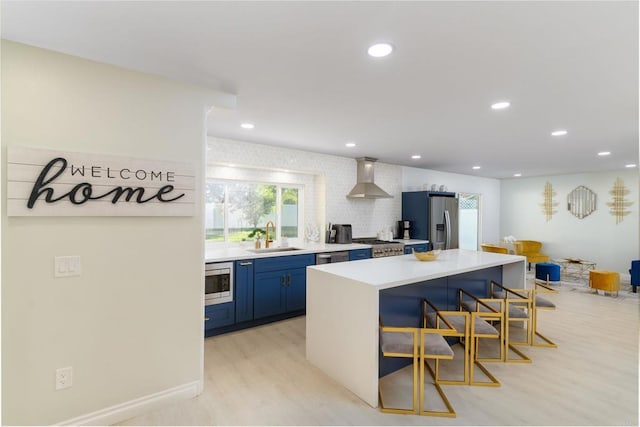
[429,195,459,250]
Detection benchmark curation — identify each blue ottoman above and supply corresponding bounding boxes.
[536,263,561,284]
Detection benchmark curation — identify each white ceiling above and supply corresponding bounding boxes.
[2,1,638,178]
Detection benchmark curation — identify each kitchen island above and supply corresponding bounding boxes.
[305,249,526,407]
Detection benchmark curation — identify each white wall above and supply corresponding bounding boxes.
[208,138,402,238]
[1,41,232,425]
[501,170,639,276]
[401,166,502,245]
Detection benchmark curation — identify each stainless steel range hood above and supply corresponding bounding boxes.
[346,157,393,199]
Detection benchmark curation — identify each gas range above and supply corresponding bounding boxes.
[352,238,405,258]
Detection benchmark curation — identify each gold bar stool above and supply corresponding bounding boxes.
[418,302,456,418]
[378,313,456,417]
[378,318,419,415]
[490,281,533,363]
[458,289,502,386]
[532,281,558,347]
[422,298,470,386]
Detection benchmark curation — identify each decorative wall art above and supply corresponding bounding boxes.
[7,146,196,216]
[606,177,633,224]
[567,185,597,219]
[540,181,558,222]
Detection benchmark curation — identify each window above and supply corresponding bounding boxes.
[205,181,302,242]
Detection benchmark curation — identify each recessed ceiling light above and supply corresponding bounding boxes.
[472,166,481,170]
[551,130,568,136]
[367,43,394,58]
[411,155,421,159]
[491,101,510,110]
[625,164,637,168]
[240,123,255,129]
[513,173,522,177]
[597,151,611,156]
[345,142,356,148]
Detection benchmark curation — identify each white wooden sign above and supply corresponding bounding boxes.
[7,146,196,216]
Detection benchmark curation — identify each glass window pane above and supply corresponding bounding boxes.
[205,182,225,241]
[227,183,277,242]
[281,187,299,238]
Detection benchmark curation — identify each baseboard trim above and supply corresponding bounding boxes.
[55,380,202,426]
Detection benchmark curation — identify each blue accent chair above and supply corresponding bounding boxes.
[630,260,639,293]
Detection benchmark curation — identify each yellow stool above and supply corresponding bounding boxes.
[589,270,620,296]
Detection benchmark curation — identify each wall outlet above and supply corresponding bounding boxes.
[55,366,73,390]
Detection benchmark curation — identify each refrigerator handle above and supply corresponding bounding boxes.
[444,210,451,249]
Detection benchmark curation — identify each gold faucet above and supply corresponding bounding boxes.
[265,221,275,248]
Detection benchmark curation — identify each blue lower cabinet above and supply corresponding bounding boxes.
[254,254,315,319]
[254,270,288,319]
[285,268,307,312]
[254,267,308,319]
[235,260,254,323]
[404,243,428,254]
[349,248,371,261]
[204,302,235,330]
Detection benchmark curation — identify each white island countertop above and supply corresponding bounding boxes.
[309,249,526,290]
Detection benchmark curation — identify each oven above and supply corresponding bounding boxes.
[205,261,233,306]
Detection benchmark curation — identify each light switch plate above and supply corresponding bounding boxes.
[55,256,81,277]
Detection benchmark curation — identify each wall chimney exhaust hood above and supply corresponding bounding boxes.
[346,157,393,199]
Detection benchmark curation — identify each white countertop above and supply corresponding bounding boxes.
[205,242,368,262]
[308,249,525,290]
[205,239,429,263]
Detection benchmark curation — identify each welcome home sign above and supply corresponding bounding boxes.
[7,146,196,216]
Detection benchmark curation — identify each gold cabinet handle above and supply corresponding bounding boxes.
[204,317,210,321]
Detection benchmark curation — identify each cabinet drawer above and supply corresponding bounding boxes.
[204,302,235,330]
[254,253,315,273]
[349,248,371,261]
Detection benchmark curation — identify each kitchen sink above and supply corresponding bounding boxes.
[247,247,305,253]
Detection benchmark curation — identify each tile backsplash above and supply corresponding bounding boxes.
[208,137,402,238]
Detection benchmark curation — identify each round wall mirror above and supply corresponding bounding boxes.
[567,185,596,219]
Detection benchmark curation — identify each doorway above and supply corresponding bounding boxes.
[458,193,481,250]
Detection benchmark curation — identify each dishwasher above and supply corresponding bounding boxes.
[315,251,350,264]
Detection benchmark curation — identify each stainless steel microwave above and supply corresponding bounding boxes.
[205,262,233,305]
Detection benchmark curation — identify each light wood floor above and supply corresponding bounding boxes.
[119,281,639,426]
